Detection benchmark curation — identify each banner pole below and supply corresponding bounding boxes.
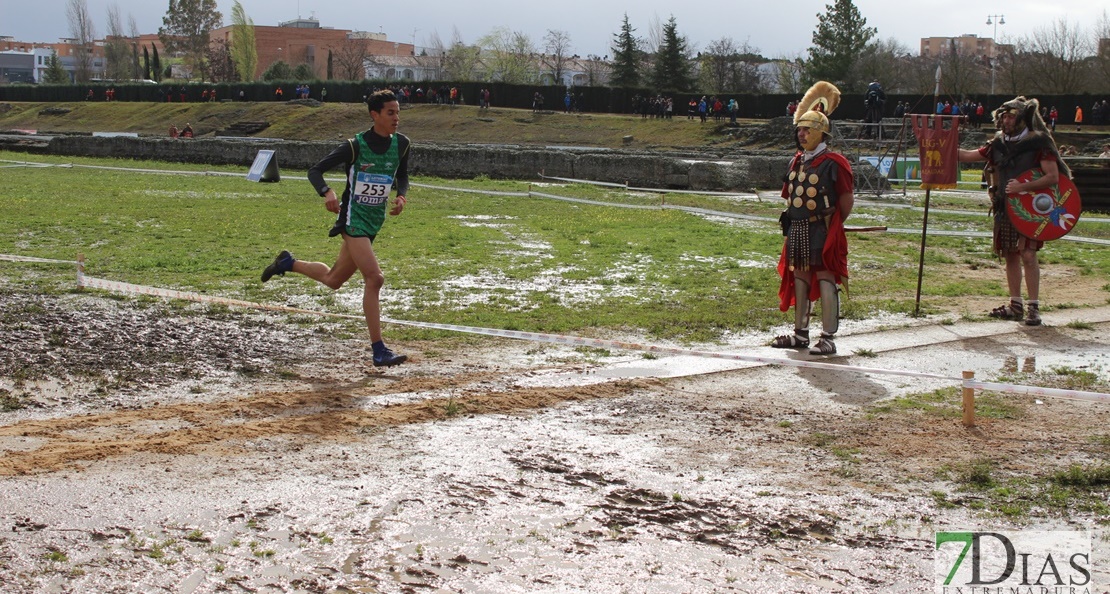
[914,189,931,317]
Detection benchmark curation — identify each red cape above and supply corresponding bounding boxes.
[777,152,851,312]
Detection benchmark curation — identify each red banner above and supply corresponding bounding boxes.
[910,115,960,190]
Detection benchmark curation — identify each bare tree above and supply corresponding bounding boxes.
[582,54,611,87]
[935,37,984,98]
[420,30,447,80]
[700,37,739,93]
[698,37,763,93]
[542,29,573,86]
[1094,11,1110,93]
[1015,18,1093,94]
[331,36,369,80]
[66,0,97,82]
[770,54,806,95]
[479,27,537,84]
[206,38,236,82]
[103,4,134,80]
[847,37,915,93]
[897,54,945,97]
[442,28,482,81]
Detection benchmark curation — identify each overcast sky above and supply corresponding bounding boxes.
[3,0,1106,59]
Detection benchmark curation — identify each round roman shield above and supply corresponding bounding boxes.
[1006,168,1082,241]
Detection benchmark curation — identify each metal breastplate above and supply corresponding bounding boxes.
[786,158,835,219]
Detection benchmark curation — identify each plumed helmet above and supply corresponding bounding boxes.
[793,81,841,137]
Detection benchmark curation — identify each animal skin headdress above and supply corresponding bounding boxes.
[992,96,1048,135]
[793,81,841,136]
[993,95,1071,178]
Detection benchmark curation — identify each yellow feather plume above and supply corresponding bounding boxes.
[793,81,841,125]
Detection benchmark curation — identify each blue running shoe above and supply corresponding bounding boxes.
[261,250,294,282]
[372,347,407,367]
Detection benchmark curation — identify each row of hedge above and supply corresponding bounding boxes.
[0,80,1102,122]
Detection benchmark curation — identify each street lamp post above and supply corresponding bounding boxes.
[986,14,1005,95]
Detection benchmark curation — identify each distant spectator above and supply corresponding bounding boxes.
[209,88,216,102]
[321,87,327,102]
[181,123,194,138]
[202,88,209,102]
[1048,106,1058,132]
[1099,144,1110,159]
[274,87,283,101]
[1075,105,1083,131]
[169,124,179,138]
[86,88,94,101]
[239,89,245,101]
[105,87,115,101]
[179,86,187,103]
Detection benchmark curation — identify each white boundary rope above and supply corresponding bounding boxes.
[0,254,80,265]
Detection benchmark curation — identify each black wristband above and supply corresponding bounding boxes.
[320,186,331,197]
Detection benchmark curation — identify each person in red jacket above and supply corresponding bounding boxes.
[772,81,855,356]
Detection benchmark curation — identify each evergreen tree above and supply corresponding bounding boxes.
[327,50,333,80]
[261,60,292,81]
[159,0,223,80]
[609,14,641,88]
[650,16,694,92]
[42,52,70,84]
[152,44,162,82]
[804,0,876,90]
[143,46,151,80]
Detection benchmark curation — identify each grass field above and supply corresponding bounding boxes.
[2,150,1108,345]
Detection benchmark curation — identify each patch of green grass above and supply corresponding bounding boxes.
[574,346,611,358]
[2,150,1108,347]
[853,348,877,357]
[0,389,23,412]
[1065,320,1095,330]
[938,461,1110,521]
[44,550,68,563]
[443,397,463,417]
[248,541,275,558]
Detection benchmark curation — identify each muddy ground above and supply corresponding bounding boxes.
[1,281,1109,593]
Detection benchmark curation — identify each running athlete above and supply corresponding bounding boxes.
[261,89,410,367]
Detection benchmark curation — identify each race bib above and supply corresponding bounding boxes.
[354,172,393,205]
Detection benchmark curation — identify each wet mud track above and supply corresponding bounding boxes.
[1,290,1109,592]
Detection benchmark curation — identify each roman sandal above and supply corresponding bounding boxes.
[988,300,1023,320]
[1025,303,1042,326]
[809,334,837,355]
[771,329,809,349]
